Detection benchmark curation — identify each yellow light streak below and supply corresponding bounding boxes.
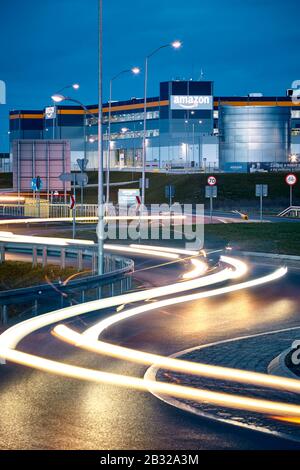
[0,256,236,351]
[104,244,180,260]
[182,259,208,279]
[0,240,294,422]
[2,347,300,419]
[130,244,199,256]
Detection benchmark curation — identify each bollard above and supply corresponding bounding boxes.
[33,299,38,316]
[61,248,66,269]
[1,304,8,325]
[0,305,7,364]
[0,244,5,264]
[42,246,47,268]
[32,246,38,267]
[92,252,97,274]
[78,250,83,272]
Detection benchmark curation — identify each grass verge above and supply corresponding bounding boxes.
[0,261,81,291]
[203,222,300,255]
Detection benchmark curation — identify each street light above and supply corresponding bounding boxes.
[51,84,79,139]
[141,40,182,206]
[55,83,80,94]
[106,67,140,204]
[97,0,104,276]
[290,154,299,164]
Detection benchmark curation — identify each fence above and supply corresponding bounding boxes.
[0,203,99,221]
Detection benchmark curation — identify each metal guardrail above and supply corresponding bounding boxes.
[0,240,134,276]
[278,206,300,217]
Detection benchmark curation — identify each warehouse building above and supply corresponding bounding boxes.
[9,80,300,173]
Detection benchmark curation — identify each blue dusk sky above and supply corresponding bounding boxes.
[0,0,299,150]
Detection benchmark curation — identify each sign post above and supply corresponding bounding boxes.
[31,176,43,217]
[165,185,175,206]
[77,158,89,210]
[206,176,217,223]
[70,194,76,239]
[60,172,89,239]
[285,173,298,207]
[255,184,268,222]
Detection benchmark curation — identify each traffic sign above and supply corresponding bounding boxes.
[256,184,268,222]
[285,173,298,186]
[165,185,175,199]
[77,158,89,172]
[207,175,217,186]
[76,173,89,186]
[31,177,43,192]
[59,172,88,186]
[70,194,76,210]
[139,178,149,189]
[205,186,218,198]
[59,173,74,183]
[256,184,268,197]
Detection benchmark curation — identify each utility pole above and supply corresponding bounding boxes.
[97,0,104,275]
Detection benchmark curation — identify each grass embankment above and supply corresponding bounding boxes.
[0,261,81,291]
[44,221,300,256]
[81,171,299,213]
[204,222,300,255]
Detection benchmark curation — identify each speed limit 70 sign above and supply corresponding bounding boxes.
[207,175,217,186]
[285,173,298,186]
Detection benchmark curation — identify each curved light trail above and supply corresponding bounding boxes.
[54,267,297,395]
[0,240,298,421]
[0,214,186,226]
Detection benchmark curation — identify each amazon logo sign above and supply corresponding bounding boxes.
[170,94,213,111]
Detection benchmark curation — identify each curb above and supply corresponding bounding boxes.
[235,251,300,261]
[145,355,292,444]
[145,327,300,444]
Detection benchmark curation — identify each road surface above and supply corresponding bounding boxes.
[1,247,300,450]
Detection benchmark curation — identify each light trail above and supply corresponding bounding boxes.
[0,240,297,421]
[54,268,298,396]
[0,255,239,350]
[182,259,208,279]
[2,348,300,419]
[103,244,180,260]
[0,231,95,246]
[129,244,199,256]
[0,214,186,226]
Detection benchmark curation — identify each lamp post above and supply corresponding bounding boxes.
[97,0,104,275]
[107,67,140,204]
[51,83,79,139]
[51,91,104,272]
[141,40,181,206]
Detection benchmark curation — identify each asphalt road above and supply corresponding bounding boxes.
[1,250,300,450]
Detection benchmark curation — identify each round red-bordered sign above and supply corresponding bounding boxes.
[285,173,298,186]
[207,175,217,186]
